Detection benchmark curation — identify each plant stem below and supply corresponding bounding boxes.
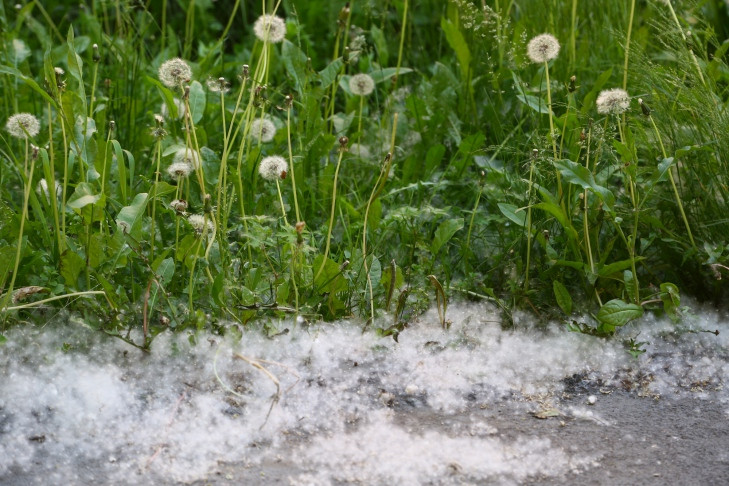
[647,114,696,248]
[623,0,636,90]
[315,147,346,280]
[286,105,301,222]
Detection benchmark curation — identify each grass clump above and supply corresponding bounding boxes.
[0,0,728,346]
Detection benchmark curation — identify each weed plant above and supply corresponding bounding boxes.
[1,0,728,346]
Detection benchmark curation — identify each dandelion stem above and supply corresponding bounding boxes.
[315,147,346,280]
[622,0,636,90]
[286,105,301,222]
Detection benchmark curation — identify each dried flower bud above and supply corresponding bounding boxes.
[639,98,651,117]
[93,43,100,62]
[339,136,349,152]
[568,75,576,93]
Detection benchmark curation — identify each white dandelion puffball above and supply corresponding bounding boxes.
[249,118,277,143]
[173,147,200,169]
[259,155,288,181]
[206,77,230,94]
[158,58,192,88]
[188,214,214,234]
[167,161,193,179]
[527,33,561,63]
[170,199,188,213]
[349,73,375,96]
[160,98,186,120]
[596,88,631,115]
[37,178,61,202]
[5,113,40,139]
[253,14,286,43]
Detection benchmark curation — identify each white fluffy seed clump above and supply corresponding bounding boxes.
[167,161,193,179]
[5,113,40,139]
[349,73,375,96]
[37,178,61,202]
[173,147,200,169]
[526,33,561,63]
[596,88,631,115]
[253,14,286,43]
[188,214,214,234]
[249,118,277,143]
[170,199,188,213]
[259,155,288,181]
[160,98,186,120]
[158,58,192,88]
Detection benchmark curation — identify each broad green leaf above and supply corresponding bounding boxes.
[441,17,471,80]
[115,193,148,239]
[60,249,85,287]
[598,257,646,277]
[431,217,464,255]
[596,299,643,332]
[0,65,57,106]
[498,203,527,227]
[188,80,205,123]
[370,25,389,66]
[512,71,552,115]
[370,67,413,84]
[553,159,615,214]
[281,39,308,95]
[313,256,347,294]
[553,280,572,315]
[67,182,101,209]
[319,58,343,89]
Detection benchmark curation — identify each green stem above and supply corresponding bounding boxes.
[315,147,346,280]
[623,0,636,90]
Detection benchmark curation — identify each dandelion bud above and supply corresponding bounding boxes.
[343,46,350,64]
[109,120,116,131]
[241,64,250,79]
[285,94,293,108]
[31,144,39,159]
[338,3,351,29]
[295,221,305,245]
[340,260,350,271]
[154,114,164,125]
[568,75,576,93]
[92,43,100,62]
[203,194,213,214]
[339,136,349,152]
[295,221,305,234]
[183,85,190,100]
[532,148,539,159]
[639,98,651,117]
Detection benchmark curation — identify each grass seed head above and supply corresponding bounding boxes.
[527,33,560,63]
[5,113,40,139]
[253,14,286,43]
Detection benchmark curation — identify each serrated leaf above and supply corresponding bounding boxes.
[319,58,343,89]
[553,280,572,315]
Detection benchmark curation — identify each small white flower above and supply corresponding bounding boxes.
[349,73,375,96]
[188,214,214,234]
[596,88,631,115]
[160,98,186,120]
[259,155,288,181]
[158,58,192,88]
[173,147,200,169]
[526,33,561,63]
[253,14,286,43]
[5,113,40,139]
[166,161,193,179]
[249,118,277,143]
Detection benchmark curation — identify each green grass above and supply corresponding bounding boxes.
[1,0,728,346]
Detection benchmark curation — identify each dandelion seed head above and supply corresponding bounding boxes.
[526,33,560,63]
[253,14,286,44]
[170,199,188,214]
[158,58,192,88]
[173,147,200,169]
[166,161,193,179]
[160,98,187,120]
[5,113,40,139]
[349,73,375,96]
[596,88,631,115]
[259,155,288,181]
[188,214,214,234]
[249,118,277,143]
[206,77,230,93]
[37,178,61,202]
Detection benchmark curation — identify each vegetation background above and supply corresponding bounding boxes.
[1,0,728,347]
